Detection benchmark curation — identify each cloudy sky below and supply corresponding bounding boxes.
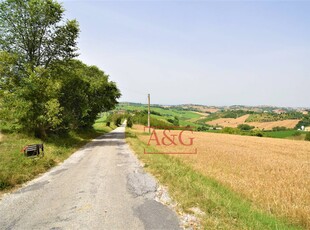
[62,0,309,107]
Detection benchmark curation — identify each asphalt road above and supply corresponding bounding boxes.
[0,124,181,230]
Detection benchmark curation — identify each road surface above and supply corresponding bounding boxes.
[0,124,181,229]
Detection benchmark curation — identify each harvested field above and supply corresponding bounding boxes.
[135,125,310,228]
[207,115,300,130]
[206,114,250,128]
[248,119,300,130]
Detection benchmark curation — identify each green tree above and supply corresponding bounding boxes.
[0,0,79,70]
[0,57,62,137]
[237,124,254,131]
[0,1,120,138]
[127,116,133,128]
[173,116,179,126]
[51,60,121,129]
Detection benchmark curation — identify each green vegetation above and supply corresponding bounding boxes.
[272,126,288,131]
[0,0,120,190]
[0,117,114,191]
[116,103,200,126]
[126,128,301,229]
[207,128,306,139]
[118,103,310,141]
[263,130,302,139]
[238,124,255,131]
[131,110,172,128]
[295,114,310,129]
[246,112,303,122]
[0,0,120,138]
[221,110,254,118]
[127,116,133,128]
[305,132,310,141]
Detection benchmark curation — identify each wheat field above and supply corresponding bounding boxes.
[206,115,300,130]
[207,114,250,128]
[136,125,310,228]
[248,119,300,130]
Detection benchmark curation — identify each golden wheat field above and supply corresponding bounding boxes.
[207,114,250,127]
[207,115,300,130]
[248,119,301,130]
[134,125,310,227]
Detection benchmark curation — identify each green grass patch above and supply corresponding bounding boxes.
[263,130,302,139]
[0,118,114,191]
[126,128,302,229]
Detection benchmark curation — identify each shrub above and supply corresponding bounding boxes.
[167,119,174,124]
[305,132,310,141]
[237,124,254,131]
[106,121,110,127]
[197,126,208,131]
[221,127,240,134]
[254,132,263,137]
[115,117,122,127]
[292,131,301,136]
[272,126,287,131]
[127,117,133,128]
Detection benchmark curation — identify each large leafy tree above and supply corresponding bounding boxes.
[0,0,120,138]
[0,52,63,137]
[0,0,79,70]
[51,60,121,129]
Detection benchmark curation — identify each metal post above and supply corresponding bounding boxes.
[148,94,150,133]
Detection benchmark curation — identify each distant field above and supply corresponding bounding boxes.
[207,115,300,130]
[248,119,300,130]
[187,112,209,123]
[206,114,250,127]
[263,130,302,138]
[117,104,201,124]
[134,125,310,228]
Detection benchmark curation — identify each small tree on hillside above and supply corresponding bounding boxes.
[237,124,254,131]
[127,117,133,128]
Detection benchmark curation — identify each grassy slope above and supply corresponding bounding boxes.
[263,130,301,138]
[118,104,201,125]
[126,127,303,230]
[119,104,308,140]
[0,116,114,191]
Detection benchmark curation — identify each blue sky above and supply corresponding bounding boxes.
[62,0,309,107]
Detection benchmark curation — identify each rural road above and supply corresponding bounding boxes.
[0,124,181,230]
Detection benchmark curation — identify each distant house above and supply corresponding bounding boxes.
[273,109,286,114]
[305,127,310,132]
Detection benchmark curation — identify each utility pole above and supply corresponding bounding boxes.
[148,94,150,133]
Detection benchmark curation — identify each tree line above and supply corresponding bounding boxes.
[0,0,120,138]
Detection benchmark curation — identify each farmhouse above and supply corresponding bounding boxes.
[305,127,310,132]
